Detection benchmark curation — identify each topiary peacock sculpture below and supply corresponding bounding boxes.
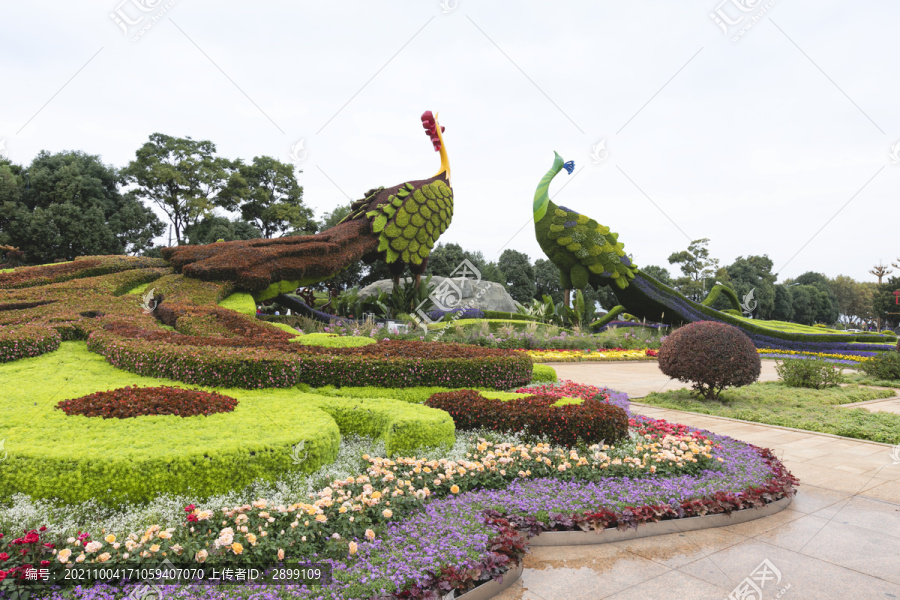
[533,151,637,309]
[162,110,453,301]
[533,151,748,326]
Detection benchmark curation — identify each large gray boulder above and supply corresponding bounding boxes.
[358,277,521,313]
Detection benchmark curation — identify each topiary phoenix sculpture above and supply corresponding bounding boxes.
[163,110,453,301]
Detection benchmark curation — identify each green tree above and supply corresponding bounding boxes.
[667,239,726,301]
[640,264,672,286]
[873,276,900,330]
[771,284,794,321]
[222,156,316,238]
[183,216,261,245]
[829,275,876,327]
[425,243,469,277]
[789,285,816,325]
[1,151,163,263]
[123,134,239,244]
[534,258,562,304]
[723,255,777,318]
[498,249,536,304]
[793,272,839,324]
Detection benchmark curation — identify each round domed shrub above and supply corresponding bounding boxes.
[658,321,761,400]
[56,386,238,419]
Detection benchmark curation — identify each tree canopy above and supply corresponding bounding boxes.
[0,151,163,264]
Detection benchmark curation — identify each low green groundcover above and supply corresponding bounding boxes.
[641,381,900,444]
[0,343,454,505]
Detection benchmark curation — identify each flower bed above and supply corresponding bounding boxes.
[425,390,629,447]
[525,347,658,362]
[757,348,874,364]
[88,330,533,390]
[3,419,797,600]
[0,324,60,362]
[55,386,239,419]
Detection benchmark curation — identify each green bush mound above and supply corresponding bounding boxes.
[658,321,761,400]
[859,351,900,382]
[0,324,61,362]
[217,292,257,316]
[776,359,844,389]
[531,364,557,382]
[290,333,376,348]
[312,395,454,456]
[0,343,460,505]
[425,389,628,447]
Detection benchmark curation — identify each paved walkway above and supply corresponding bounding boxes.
[542,360,782,398]
[495,362,900,600]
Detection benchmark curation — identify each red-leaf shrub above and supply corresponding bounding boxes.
[56,386,238,418]
[87,330,533,390]
[657,321,760,400]
[425,390,628,446]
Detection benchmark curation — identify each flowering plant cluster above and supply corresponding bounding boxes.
[522,347,657,362]
[55,386,239,419]
[426,389,629,447]
[0,323,60,363]
[89,330,534,390]
[3,418,798,599]
[757,348,873,363]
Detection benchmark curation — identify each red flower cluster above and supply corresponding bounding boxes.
[425,390,629,447]
[56,386,238,419]
[0,526,54,586]
[515,380,609,402]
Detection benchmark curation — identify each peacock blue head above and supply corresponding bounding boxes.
[563,160,575,174]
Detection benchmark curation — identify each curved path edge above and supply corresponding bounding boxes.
[529,495,792,546]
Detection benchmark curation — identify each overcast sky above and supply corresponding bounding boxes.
[2,1,898,283]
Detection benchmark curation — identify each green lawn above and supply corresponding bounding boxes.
[641,382,900,444]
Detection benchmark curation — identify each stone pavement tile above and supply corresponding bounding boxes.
[799,520,900,585]
[611,528,747,569]
[753,513,835,552]
[719,506,807,537]
[600,571,729,600]
[506,544,672,600]
[779,486,851,515]
[685,540,900,600]
[862,480,900,503]
[810,495,900,539]
[787,446,836,460]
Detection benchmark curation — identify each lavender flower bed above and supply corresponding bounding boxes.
[40,425,781,600]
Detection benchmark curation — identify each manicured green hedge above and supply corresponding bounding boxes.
[218,292,257,316]
[0,343,463,505]
[532,364,557,382]
[290,333,377,348]
[482,311,539,322]
[87,331,533,390]
[313,395,455,456]
[0,324,61,362]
